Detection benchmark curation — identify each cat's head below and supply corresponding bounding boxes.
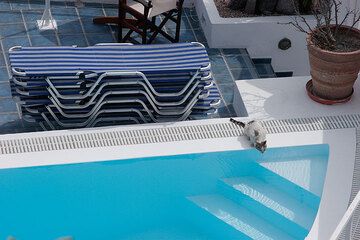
[255,141,267,153]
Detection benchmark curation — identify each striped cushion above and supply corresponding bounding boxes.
[10,43,210,76]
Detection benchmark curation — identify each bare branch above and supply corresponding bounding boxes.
[280,21,309,34]
[286,0,359,51]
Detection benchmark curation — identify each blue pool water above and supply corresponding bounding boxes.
[0,144,329,240]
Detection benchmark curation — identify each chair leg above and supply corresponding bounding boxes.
[118,27,123,43]
[118,0,126,42]
[142,24,148,44]
[150,16,156,32]
[123,29,134,42]
[148,7,183,44]
[148,12,172,44]
[174,10,183,42]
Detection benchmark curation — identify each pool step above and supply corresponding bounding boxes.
[185,194,251,239]
[187,194,297,240]
[253,164,321,209]
[219,177,316,238]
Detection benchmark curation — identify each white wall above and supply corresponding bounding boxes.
[196,0,359,76]
[196,0,317,76]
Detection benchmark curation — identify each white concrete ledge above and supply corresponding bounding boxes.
[234,76,360,120]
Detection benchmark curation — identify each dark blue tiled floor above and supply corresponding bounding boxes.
[30,33,58,46]
[0,1,275,134]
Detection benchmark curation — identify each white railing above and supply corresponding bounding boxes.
[330,190,360,240]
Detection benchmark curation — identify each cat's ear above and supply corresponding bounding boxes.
[262,141,267,146]
[254,130,259,136]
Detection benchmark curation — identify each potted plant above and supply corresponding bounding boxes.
[289,0,360,104]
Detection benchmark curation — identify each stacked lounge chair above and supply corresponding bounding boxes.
[9,42,221,130]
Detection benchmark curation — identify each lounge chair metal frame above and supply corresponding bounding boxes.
[44,70,211,99]
[47,88,208,117]
[9,42,220,129]
[47,83,212,110]
[22,103,219,130]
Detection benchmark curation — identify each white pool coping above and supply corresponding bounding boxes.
[232,76,360,238]
[0,117,357,240]
[234,76,360,120]
[0,74,359,239]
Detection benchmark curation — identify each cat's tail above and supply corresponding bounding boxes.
[230,118,245,128]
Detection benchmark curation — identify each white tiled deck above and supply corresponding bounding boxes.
[233,76,360,239]
[234,76,360,120]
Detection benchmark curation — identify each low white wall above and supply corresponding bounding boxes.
[196,0,317,76]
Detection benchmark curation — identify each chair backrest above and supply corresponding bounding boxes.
[148,0,178,18]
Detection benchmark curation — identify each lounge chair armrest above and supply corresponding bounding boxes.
[11,67,26,77]
[210,99,222,108]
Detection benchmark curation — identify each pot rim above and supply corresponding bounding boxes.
[307,25,360,55]
[306,79,354,104]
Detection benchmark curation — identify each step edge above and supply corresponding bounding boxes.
[186,195,252,240]
[187,194,297,240]
[219,178,316,231]
[253,164,322,208]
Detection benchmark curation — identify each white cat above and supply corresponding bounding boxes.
[230,118,267,153]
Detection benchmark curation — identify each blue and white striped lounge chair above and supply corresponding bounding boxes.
[12,79,215,116]
[12,79,220,126]
[9,42,221,130]
[18,90,219,124]
[9,43,210,76]
[19,85,220,127]
[19,90,220,130]
[12,70,212,104]
[21,104,218,130]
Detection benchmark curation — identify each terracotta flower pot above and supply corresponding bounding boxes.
[307,26,360,100]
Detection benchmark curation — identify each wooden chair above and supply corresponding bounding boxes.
[93,0,184,44]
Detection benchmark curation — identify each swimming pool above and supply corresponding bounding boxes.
[0,144,328,240]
